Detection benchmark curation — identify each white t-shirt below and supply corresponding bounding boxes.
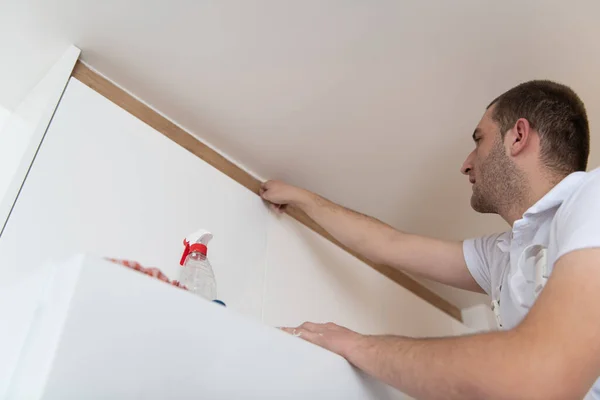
[464,167,600,399]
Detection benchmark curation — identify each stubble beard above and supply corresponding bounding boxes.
[471,138,526,215]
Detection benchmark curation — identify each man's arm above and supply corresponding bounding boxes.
[260,180,482,292]
[284,248,600,400]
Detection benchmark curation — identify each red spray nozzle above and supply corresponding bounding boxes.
[189,243,208,255]
[179,239,190,266]
[180,240,208,266]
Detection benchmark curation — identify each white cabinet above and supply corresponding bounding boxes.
[0,46,79,232]
[6,256,408,399]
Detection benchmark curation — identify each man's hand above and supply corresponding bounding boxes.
[260,180,311,213]
[281,322,365,359]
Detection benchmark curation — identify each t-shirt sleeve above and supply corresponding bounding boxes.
[463,232,506,295]
[555,170,600,261]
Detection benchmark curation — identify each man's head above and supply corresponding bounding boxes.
[461,80,590,215]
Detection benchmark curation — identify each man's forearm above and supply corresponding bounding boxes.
[296,192,403,265]
[294,192,477,290]
[345,331,548,400]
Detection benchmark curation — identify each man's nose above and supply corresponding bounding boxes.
[461,152,474,175]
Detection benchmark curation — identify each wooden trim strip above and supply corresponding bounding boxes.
[71,61,463,322]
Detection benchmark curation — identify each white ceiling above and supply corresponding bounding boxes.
[3,0,600,308]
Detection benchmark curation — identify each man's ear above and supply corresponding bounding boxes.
[506,118,532,157]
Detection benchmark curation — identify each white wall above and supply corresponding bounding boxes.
[0,77,468,338]
[461,303,496,333]
[263,214,469,336]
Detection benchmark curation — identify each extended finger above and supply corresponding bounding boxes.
[300,321,326,332]
[287,327,323,341]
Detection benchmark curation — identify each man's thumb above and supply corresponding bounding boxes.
[260,188,271,200]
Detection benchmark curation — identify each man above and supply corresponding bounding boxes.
[260,80,600,399]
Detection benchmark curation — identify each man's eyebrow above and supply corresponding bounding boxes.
[472,128,480,141]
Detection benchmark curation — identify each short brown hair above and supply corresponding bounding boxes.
[488,80,590,175]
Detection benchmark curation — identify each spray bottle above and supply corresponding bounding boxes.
[179,229,218,301]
